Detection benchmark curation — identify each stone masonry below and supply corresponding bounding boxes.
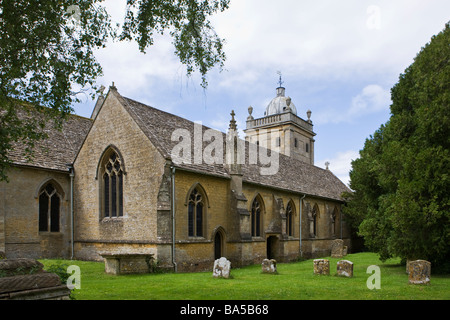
[331,239,344,258]
[1,86,352,273]
[408,260,431,285]
[0,258,71,300]
[261,259,277,274]
[213,257,231,279]
[314,259,330,275]
[336,260,353,277]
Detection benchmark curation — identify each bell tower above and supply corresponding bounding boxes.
[244,81,316,165]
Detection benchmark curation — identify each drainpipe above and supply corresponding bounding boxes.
[67,164,75,260]
[171,166,177,273]
[299,193,306,258]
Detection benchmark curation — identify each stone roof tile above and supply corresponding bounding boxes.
[118,91,350,201]
[8,105,92,172]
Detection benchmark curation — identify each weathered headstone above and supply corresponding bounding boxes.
[331,239,344,258]
[408,260,431,285]
[343,246,348,256]
[213,257,231,279]
[313,259,330,275]
[261,259,277,274]
[336,260,353,277]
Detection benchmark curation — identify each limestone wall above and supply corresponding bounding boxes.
[73,91,166,261]
[0,167,71,259]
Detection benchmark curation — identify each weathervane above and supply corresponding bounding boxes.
[277,71,284,87]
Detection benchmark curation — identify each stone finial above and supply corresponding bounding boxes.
[247,106,254,121]
[229,110,237,131]
[98,85,106,96]
[110,81,117,90]
[307,109,312,122]
[286,97,292,107]
[325,161,330,170]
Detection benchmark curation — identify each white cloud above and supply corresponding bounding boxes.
[76,0,450,103]
[205,0,450,100]
[315,84,391,125]
[317,150,360,187]
[349,84,391,116]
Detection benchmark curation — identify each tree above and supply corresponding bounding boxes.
[120,0,229,88]
[0,0,229,181]
[343,22,450,269]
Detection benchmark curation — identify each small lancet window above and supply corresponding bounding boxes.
[312,205,319,237]
[103,150,124,218]
[286,202,294,237]
[251,198,262,237]
[188,188,204,237]
[39,183,60,232]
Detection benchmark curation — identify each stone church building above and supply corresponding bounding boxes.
[0,84,351,272]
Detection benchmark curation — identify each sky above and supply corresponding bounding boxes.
[71,0,450,186]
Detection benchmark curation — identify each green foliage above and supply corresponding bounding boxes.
[120,0,229,88]
[0,0,113,181]
[343,22,450,268]
[45,261,72,284]
[40,254,450,300]
[0,0,229,181]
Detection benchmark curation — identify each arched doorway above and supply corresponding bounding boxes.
[266,236,278,260]
[214,231,223,260]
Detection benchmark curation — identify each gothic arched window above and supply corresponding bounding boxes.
[188,188,204,237]
[102,150,124,218]
[331,206,339,237]
[251,196,263,237]
[39,183,60,232]
[312,204,319,238]
[286,201,294,237]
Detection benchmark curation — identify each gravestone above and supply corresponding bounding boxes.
[0,258,71,300]
[213,257,231,279]
[0,258,44,277]
[336,260,353,277]
[261,259,277,274]
[331,239,344,258]
[313,259,330,275]
[408,260,431,285]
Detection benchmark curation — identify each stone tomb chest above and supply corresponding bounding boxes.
[101,254,155,275]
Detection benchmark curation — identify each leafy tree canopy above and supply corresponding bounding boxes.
[0,0,229,181]
[343,22,450,269]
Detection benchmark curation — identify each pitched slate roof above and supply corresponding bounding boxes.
[8,89,350,201]
[8,105,92,172]
[115,89,350,201]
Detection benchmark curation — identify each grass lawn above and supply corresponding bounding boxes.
[40,252,450,300]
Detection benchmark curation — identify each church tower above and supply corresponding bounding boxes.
[244,82,316,165]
